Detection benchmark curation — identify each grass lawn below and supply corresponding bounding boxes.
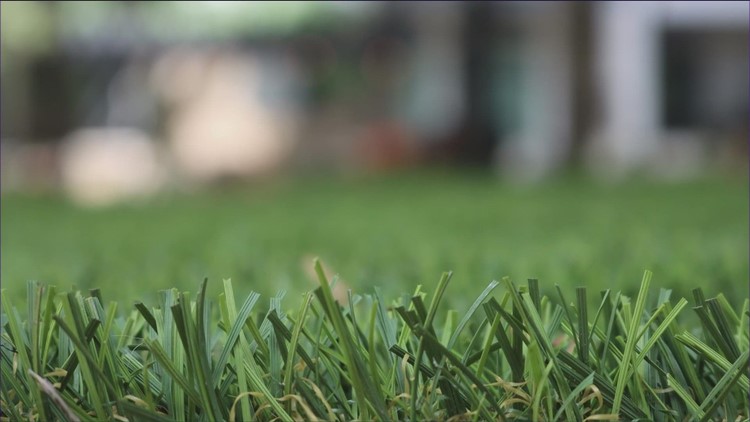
[2,170,747,308]
[2,169,748,421]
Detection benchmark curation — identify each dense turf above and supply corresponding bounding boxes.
[2,171,746,307]
[1,266,748,421]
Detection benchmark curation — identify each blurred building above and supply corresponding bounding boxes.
[1,1,747,202]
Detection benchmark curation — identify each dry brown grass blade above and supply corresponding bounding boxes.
[301,254,351,303]
[27,369,81,422]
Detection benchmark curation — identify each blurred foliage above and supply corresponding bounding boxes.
[1,1,377,57]
[1,1,58,56]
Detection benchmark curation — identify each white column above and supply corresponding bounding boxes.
[587,1,664,176]
[399,2,465,143]
[499,2,574,182]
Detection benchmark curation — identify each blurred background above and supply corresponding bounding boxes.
[1,1,748,306]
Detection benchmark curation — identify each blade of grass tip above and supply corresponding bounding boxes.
[524,294,582,420]
[212,285,260,383]
[504,278,580,421]
[476,313,502,377]
[441,310,457,346]
[171,288,223,422]
[600,291,621,369]
[393,285,424,350]
[483,299,524,383]
[195,279,215,364]
[284,292,313,397]
[40,285,58,366]
[266,310,289,399]
[675,331,750,391]
[374,289,407,399]
[656,287,671,305]
[365,300,388,410]
[694,304,735,363]
[410,271,452,419]
[699,349,749,421]
[588,290,610,349]
[447,280,499,350]
[459,317,489,366]
[1,292,46,420]
[411,295,429,330]
[31,282,53,421]
[511,283,525,385]
[85,298,125,399]
[28,282,42,381]
[373,286,397,358]
[346,296,374,361]
[346,290,370,351]
[214,288,260,422]
[692,288,706,306]
[423,277,474,416]
[60,292,112,419]
[159,288,185,418]
[576,287,589,366]
[740,300,749,350]
[706,298,741,362]
[486,298,529,350]
[634,298,688,367]
[546,305,564,339]
[313,258,388,421]
[612,270,652,417]
[713,293,740,326]
[556,284,579,360]
[528,279,541,311]
[269,292,288,398]
[135,303,159,333]
[197,278,229,420]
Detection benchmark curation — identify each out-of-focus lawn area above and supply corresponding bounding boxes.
[2,171,747,308]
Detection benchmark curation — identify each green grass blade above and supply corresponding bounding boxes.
[447,280,499,349]
[612,270,652,417]
[313,258,388,421]
[211,288,260,385]
[634,298,687,367]
[284,292,313,396]
[668,373,705,419]
[576,287,589,366]
[676,332,750,392]
[553,371,595,421]
[119,399,176,422]
[699,349,750,421]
